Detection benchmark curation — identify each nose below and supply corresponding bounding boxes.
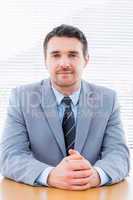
[59,57,70,68]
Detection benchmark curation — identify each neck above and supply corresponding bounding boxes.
[51,81,81,96]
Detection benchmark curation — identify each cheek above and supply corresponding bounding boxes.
[47,62,57,73]
[49,67,56,76]
[74,64,84,74]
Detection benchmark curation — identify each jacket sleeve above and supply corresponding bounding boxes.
[94,92,130,184]
[0,88,53,186]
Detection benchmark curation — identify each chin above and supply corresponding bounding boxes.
[57,80,76,87]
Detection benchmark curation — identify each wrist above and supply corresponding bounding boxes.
[47,168,55,186]
[93,168,101,187]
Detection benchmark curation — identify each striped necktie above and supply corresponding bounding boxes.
[62,96,76,155]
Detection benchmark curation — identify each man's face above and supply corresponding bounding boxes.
[45,36,89,89]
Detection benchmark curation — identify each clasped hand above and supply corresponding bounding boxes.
[47,149,101,190]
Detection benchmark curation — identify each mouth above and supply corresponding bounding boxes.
[57,72,72,74]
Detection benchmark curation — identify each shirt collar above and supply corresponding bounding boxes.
[51,83,81,106]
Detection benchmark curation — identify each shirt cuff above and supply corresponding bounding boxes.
[94,166,110,186]
[36,166,54,186]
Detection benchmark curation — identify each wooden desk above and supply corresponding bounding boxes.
[0,177,132,200]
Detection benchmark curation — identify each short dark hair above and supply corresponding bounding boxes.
[43,24,88,58]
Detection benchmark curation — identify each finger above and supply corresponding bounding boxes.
[70,176,90,186]
[68,154,83,160]
[68,160,92,170]
[64,154,82,163]
[68,182,91,191]
[69,169,93,179]
[68,149,83,160]
[68,149,77,154]
[69,150,88,162]
[86,169,101,187]
[68,149,81,156]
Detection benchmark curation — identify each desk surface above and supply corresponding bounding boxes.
[0,177,132,200]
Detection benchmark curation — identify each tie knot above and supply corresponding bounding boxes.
[62,96,72,106]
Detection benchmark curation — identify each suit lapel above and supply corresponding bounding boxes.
[39,79,101,156]
[75,81,94,153]
[40,79,66,156]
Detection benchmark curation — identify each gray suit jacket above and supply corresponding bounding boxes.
[0,79,130,186]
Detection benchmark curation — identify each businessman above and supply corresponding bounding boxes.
[0,24,130,190]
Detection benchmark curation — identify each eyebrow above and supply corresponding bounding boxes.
[50,50,79,55]
[68,51,79,55]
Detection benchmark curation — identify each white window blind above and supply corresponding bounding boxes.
[0,0,133,171]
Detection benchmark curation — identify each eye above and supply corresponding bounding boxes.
[69,54,77,58]
[52,54,60,58]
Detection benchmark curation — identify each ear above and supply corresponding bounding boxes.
[84,54,89,68]
[44,58,48,70]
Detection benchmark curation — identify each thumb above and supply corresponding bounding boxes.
[68,149,83,159]
[68,149,80,155]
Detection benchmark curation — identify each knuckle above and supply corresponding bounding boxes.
[80,171,89,178]
[81,178,88,184]
[84,160,91,167]
[79,179,85,185]
[69,164,74,170]
[66,172,73,179]
[73,173,78,178]
[66,178,71,185]
[63,157,69,162]
[86,170,91,176]
[64,177,71,185]
[67,165,72,171]
[81,183,90,190]
[79,163,85,169]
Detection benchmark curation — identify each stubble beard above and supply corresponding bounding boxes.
[51,76,81,95]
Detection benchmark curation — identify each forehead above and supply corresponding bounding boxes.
[46,36,83,53]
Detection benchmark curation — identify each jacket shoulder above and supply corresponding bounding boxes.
[83,80,116,96]
[10,79,49,95]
